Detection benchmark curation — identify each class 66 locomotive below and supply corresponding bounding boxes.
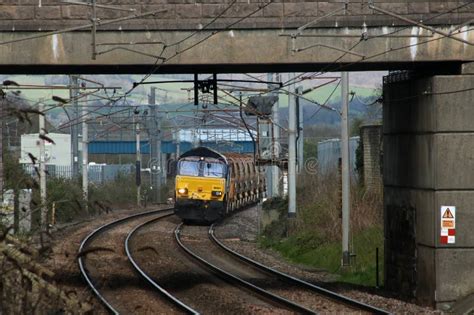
[174,147,265,224]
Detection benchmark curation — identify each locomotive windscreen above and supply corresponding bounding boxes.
[203,162,225,178]
[177,159,226,178]
[178,160,200,176]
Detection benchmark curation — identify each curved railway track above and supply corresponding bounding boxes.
[177,223,390,314]
[175,223,316,314]
[126,214,302,314]
[125,215,199,314]
[78,207,390,314]
[78,208,193,314]
[210,224,390,315]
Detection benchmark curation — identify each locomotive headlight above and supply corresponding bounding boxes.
[178,188,188,195]
[211,191,222,197]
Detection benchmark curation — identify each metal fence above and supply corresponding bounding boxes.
[317,137,360,177]
[22,164,134,185]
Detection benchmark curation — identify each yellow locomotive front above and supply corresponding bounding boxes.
[175,150,228,223]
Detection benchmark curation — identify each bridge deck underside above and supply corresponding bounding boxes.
[0,27,472,74]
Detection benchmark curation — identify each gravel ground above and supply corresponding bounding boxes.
[41,205,173,314]
[216,206,440,315]
[40,204,440,314]
[180,224,365,314]
[130,215,295,314]
[84,210,182,314]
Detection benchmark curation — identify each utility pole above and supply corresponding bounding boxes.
[288,73,297,223]
[69,75,79,178]
[161,152,167,188]
[38,102,47,233]
[341,72,351,266]
[266,73,275,197]
[149,87,162,203]
[176,128,180,158]
[271,73,281,196]
[0,95,3,206]
[82,86,89,213]
[135,114,141,206]
[296,86,304,173]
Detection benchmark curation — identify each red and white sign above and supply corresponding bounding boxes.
[440,206,456,245]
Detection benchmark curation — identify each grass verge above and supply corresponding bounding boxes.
[260,226,384,286]
[259,171,384,288]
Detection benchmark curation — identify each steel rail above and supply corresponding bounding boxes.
[77,208,173,314]
[174,223,316,315]
[209,224,390,315]
[125,214,200,315]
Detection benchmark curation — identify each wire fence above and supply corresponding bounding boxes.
[22,164,134,185]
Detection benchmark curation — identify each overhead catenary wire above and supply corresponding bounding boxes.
[0,9,168,47]
[5,0,474,137]
[57,20,179,121]
[234,39,362,104]
[94,0,271,126]
[87,5,474,141]
[52,74,474,136]
[126,0,256,94]
[166,0,238,48]
[54,92,262,141]
[301,25,474,93]
[303,79,341,123]
[238,19,474,128]
[353,93,382,106]
[281,0,474,87]
[273,28,474,110]
[239,92,257,161]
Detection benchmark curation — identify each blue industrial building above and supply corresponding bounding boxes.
[89,140,254,155]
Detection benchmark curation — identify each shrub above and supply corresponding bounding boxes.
[260,169,384,286]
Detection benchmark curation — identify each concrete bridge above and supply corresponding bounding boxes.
[1,1,474,73]
[1,0,474,310]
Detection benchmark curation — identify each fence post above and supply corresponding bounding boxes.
[51,202,56,226]
[376,247,380,288]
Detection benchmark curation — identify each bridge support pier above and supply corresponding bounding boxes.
[383,69,474,310]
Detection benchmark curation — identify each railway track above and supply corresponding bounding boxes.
[210,224,390,314]
[175,223,316,314]
[77,208,192,314]
[125,214,198,314]
[177,223,390,314]
[78,208,390,314]
[126,214,302,314]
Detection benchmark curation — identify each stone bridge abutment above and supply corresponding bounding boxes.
[383,66,474,309]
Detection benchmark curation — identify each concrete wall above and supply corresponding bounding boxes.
[360,124,383,192]
[2,1,474,72]
[0,1,472,31]
[383,71,474,309]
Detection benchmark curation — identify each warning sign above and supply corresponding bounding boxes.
[442,208,454,219]
[442,220,454,228]
[440,206,456,245]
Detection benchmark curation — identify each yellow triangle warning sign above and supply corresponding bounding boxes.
[443,208,454,219]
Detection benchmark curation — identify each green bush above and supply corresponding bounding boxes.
[259,170,384,287]
[44,177,85,223]
[3,152,139,226]
[260,197,289,240]
[90,172,137,208]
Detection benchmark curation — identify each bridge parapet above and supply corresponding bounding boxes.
[1,1,473,31]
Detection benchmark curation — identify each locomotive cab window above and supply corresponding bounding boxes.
[178,160,200,176]
[178,158,226,178]
[203,162,226,178]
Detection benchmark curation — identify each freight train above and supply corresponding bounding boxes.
[174,147,265,223]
